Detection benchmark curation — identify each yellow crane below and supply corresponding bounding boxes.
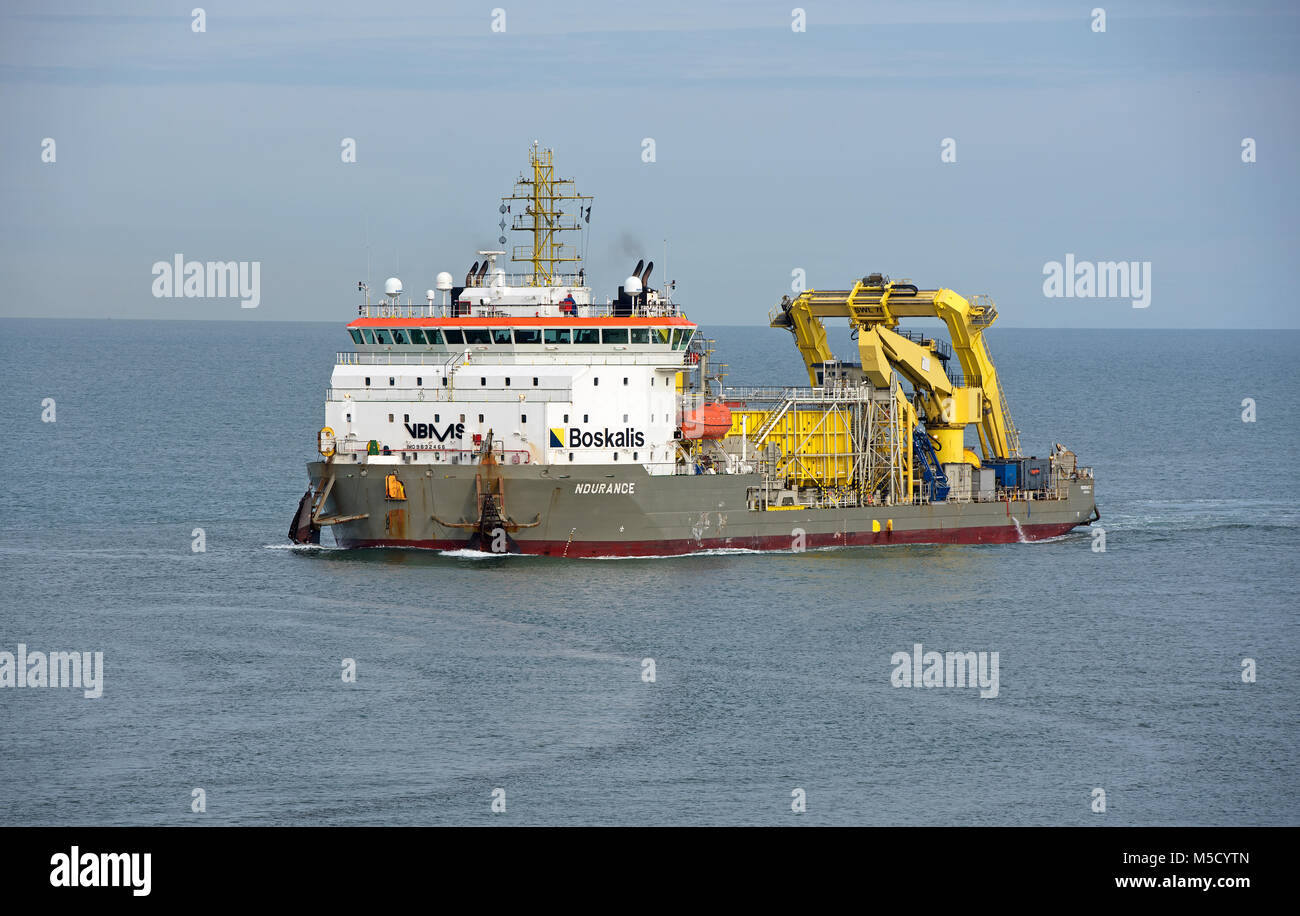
[772,274,1022,464]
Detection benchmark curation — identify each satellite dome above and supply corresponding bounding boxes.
[435,271,454,291]
[425,289,436,303]
[384,277,403,297]
[624,276,643,295]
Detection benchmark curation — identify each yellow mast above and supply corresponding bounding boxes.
[501,143,592,286]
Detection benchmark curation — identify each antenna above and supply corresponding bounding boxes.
[663,238,669,302]
[364,215,372,287]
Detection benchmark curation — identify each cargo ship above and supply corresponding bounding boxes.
[289,145,1098,556]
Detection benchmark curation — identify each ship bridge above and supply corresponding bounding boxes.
[321,144,703,477]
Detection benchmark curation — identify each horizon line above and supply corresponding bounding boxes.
[0,315,1296,332]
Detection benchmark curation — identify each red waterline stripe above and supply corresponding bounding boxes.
[337,521,1082,557]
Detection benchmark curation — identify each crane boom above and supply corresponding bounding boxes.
[771,276,1022,460]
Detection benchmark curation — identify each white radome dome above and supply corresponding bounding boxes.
[425,289,436,302]
[384,277,403,297]
[435,271,454,291]
[625,276,643,295]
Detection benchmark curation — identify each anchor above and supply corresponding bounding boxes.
[432,429,540,553]
[289,486,320,545]
[289,453,370,545]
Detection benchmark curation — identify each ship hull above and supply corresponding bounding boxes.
[307,461,1098,557]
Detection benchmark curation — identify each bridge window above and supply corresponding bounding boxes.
[464,329,490,345]
[348,329,364,344]
[375,329,393,345]
[515,328,541,344]
[670,329,682,349]
[425,329,443,344]
[409,329,426,345]
[574,328,600,345]
[443,329,464,344]
[392,329,409,344]
[544,328,571,344]
[651,328,670,345]
[602,328,629,344]
[629,328,649,344]
[492,329,512,345]
[362,329,376,344]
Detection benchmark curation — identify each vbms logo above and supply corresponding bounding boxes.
[552,426,645,448]
[404,421,465,441]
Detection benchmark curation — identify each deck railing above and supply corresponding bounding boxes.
[355,299,682,320]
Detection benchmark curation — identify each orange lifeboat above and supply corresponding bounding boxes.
[681,402,733,440]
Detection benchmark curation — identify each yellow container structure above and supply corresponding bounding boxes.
[728,406,855,487]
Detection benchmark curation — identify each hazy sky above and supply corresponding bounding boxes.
[2,0,1297,327]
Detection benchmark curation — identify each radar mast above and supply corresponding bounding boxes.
[501,142,592,286]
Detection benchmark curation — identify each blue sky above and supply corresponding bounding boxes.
[1,0,1297,326]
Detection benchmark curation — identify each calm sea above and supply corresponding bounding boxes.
[1,319,1296,825]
